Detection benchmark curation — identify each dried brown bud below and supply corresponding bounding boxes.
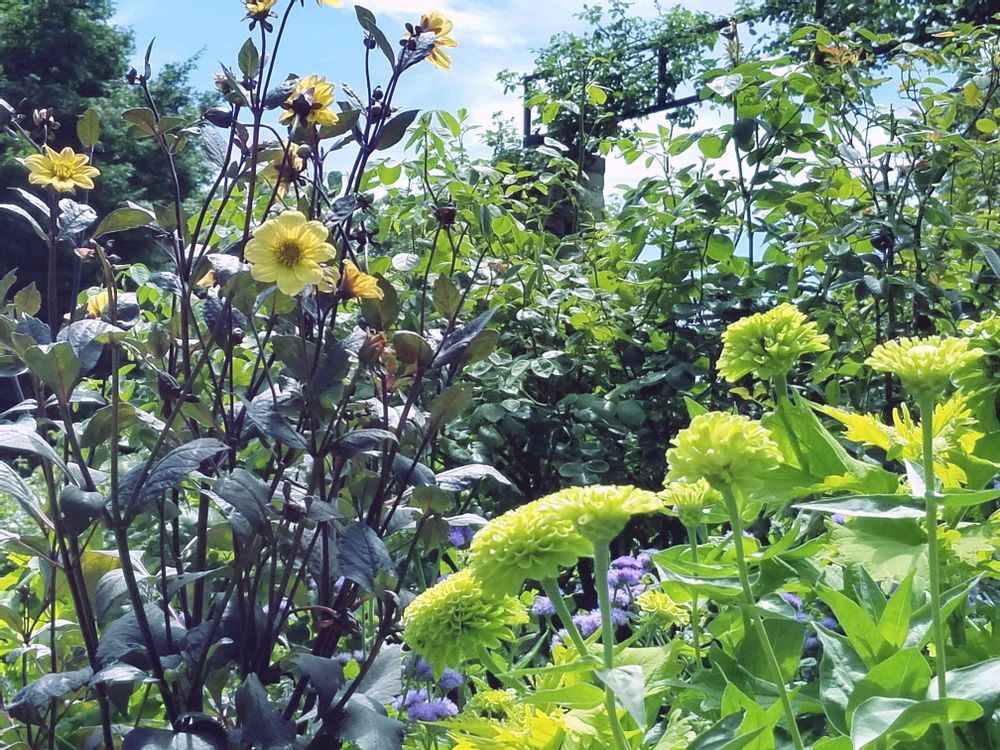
[203,107,234,128]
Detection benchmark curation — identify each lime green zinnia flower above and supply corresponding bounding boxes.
[865,336,984,400]
[538,485,662,544]
[660,479,720,528]
[402,570,527,677]
[636,589,685,625]
[468,500,592,595]
[718,303,829,382]
[666,412,782,490]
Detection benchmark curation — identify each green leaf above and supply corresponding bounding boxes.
[877,571,914,648]
[392,330,433,367]
[0,461,51,531]
[818,586,892,667]
[850,697,982,749]
[354,5,395,65]
[92,206,156,238]
[929,659,1000,712]
[338,521,395,592]
[57,198,97,238]
[77,108,101,149]
[23,341,81,399]
[14,282,42,317]
[373,110,419,151]
[707,73,743,97]
[211,469,271,536]
[904,578,978,650]
[59,485,106,536]
[432,274,462,319]
[598,665,645,729]
[846,648,932,726]
[796,496,923,520]
[698,133,725,158]
[817,627,867,735]
[7,668,93,723]
[119,438,229,519]
[586,83,608,105]
[828,519,927,585]
[0,204,47,241]
[237,38,260,78]
[689,712,765,750]
[0,422,70,475]
[429,383,473,427]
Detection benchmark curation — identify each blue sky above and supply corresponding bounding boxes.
[112,0,738,176]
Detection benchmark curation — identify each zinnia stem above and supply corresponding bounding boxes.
[720,486,805,750]
[919,395,959,750]
[687,527,703,668]
[593,544,631,750]
[540,578,591,661]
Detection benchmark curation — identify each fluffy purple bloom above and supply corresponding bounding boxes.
[608,566,643,588]
[408,697,458,721]
[611,555,642,570]
[438,668,464,691]
[820,616,839,632]
[637,551,655,570]
[610,587,634,608]
[831,514,847,525]
[609,608,629,628]
[407,656,434,681]
[572,610,603,638]
[392,688,429,710]
[531,596,557,618]
[447,525,476,549]
[779,592,803,610]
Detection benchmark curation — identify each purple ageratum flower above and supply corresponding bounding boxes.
[438,668,464,691]
[831,514,847,525]
[531,596,557,618]
[611,555,642,570]
[820,616,839,632]
[408,697,458,721]
[406,656,434,681]
[610,587,634,608]
[608,566,643,589]
[637,551,656,570]
[392,688,429,711]
[609,608,629,628]
[779,592,803,610]
[572,610,603,638]
[447,525,476,549]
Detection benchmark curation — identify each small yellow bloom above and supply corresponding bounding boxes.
[865,336,984,400]
[21,145,100,193]
[261,144,305,196]
[278,75,339,129]
[660,478,720,528]
[407,9,458,71]
[244,0,277,18]
[316,0,342,5]
[244,210,335,296]
[341,261,383,300]
[86,289,109,318]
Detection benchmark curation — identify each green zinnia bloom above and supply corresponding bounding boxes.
[666,412,782,490]
[468,500,592,595]
[660,479,720,528]
[718,303,829,382]
[402,570,527,677]
[636,589,686,625]
[865,336,984,400]
[539,485,662,544]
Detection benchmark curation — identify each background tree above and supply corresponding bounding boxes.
[0,0,213,296]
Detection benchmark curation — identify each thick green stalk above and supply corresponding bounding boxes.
[720,486,804,750]
[540,578,591,661]
[919,396,959,750]
[593,544,632,750]
[687,527,703,667]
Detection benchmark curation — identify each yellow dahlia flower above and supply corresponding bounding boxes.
[261,145,304,197]
[636,589,685,625]
[244,0,277,17]
[467,499,592,595]
[659,479,720,528]
[402,570,527,677]
[341,260,383,300]
[538,485,662,544]
[865,336,984,400]
[278,75,339,129]
[666,412,782,490]
[316,0,342,6]
[407,9,458,71]
[21,146,100,193]
[244,210,335,296]
[86,289,110,319]
[718,303,829,382]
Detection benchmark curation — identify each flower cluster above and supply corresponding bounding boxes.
[391,689,458,722]
[402,570,527,676]
[865,336,984,400]
[666,412,782,490]
[717,303,829,382]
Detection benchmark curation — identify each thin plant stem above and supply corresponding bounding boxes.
[919,395,959,750]
[720,485,805,750]
[687,527,703,667]
[539,578,591,661]
[592,544,631,750]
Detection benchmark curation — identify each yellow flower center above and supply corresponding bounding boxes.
[275,240,303,267]
[52,160,75,179]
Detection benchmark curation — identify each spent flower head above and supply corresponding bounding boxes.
[21,145,100,193]
[666,412,782,490]
[244,210,335,296]
[341,260,384,300]
[402,570,527,677]
[537,485,662,544]
[865,336,984,401]
[467,499,592,595]
[659,478,720,528]
[718,303,829,382]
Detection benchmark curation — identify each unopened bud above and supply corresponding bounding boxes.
[203,107,233,128]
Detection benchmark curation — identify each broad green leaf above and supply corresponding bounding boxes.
[850,697,982,749]
[928,659,1000,711]
[77,108,101,149]
[877,571,914,648]
[598,665,646,729]
[846,648,932,726]
[93,206,156,238]
[818,587,891,667]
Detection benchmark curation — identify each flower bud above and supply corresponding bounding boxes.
[203,107,233,128]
